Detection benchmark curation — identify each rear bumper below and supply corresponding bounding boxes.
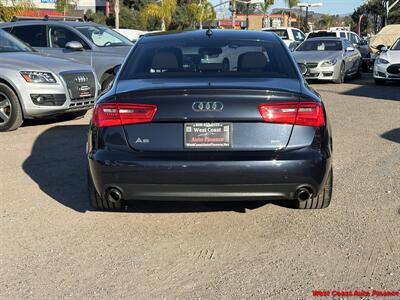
[88,148,332,202]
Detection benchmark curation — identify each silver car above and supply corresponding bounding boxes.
[0,20,133,90]
[293,37,362,83]
[0,29,98,131]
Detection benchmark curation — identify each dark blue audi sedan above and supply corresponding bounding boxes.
[87,30,333,210]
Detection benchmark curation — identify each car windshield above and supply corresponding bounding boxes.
[75,25,132,47]
[0,29,33,53]
[296,40,342,51]
[120,38,298,80]
[391,39,400,50]
[264,29,289,40]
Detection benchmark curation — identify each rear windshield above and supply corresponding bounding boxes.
[263,29,289,40]
[120,38,298,80]
[307,32,336,39]
[296,40,342,51]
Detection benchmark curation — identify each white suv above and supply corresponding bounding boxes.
[262,27,305,50]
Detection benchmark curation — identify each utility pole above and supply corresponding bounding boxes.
[384,0,400,26]
[114,0,120,29]
[246,1,250,29]
[231,0,236,29]
[297,2,322,32]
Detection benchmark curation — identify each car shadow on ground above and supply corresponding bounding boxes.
[381,128,400,144]
[309,75,400,102]
[341,80,400,101]
[22,125,296,214]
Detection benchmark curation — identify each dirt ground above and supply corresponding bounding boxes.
[1,75,399,299]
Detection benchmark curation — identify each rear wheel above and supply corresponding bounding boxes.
[297,169,332,209]
[374,78,386,85]
[0,83,23,132]
[88,171,122,210]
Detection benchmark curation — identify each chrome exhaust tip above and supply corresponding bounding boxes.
[296,188,312,202]
[106,188,122,203]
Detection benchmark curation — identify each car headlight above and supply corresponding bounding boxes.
[20,71,57,83]
[321,58,337,67]
[376,57,389,64]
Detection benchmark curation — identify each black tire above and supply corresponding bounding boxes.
[0,83,23,132]
[333,63,345,84]
[88,171,122,210]
[374,78,386,85]
[297,169,333,209]
[222,59,230,71]
[101,73,114,91]
[354,62,362,79]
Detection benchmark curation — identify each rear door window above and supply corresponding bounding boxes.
[265,29,289,40]
[10,25,47,47]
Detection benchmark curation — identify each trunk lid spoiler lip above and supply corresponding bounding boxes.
[115,78,303,96]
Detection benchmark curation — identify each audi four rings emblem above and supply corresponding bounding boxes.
[192,101,224,112]
[75,75,88,83]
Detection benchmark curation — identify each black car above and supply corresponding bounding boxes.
[87,30,333,210]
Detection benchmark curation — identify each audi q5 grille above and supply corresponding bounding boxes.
[61,72,96,101]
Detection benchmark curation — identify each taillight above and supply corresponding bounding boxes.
[258,101,325,127]
[93,103,157,127]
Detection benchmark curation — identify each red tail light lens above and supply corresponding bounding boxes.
[258,102,325,127]
[93,103,157,127]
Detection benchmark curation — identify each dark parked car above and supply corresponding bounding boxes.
[87,30,333,210]
[0,20,133,90]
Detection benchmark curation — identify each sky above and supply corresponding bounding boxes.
[213,0,365,15]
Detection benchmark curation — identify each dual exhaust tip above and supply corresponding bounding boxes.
[107,186,312,203]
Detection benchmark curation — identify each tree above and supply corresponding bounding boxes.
[187,0,216,29]
[140,0,177,31]
[318,14,338,29]
[0,0,35,21]
[284,0,297,26]
[351,0,400,33]
[55,0,76,16]
[85,9,107,25]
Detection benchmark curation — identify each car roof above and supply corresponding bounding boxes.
[140,29,280,43]
[0,20,104,28]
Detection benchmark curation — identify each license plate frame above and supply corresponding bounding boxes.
[184,122,232,149]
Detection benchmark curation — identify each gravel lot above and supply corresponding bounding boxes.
[1,75,399,299]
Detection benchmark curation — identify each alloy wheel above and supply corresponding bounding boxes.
[0,92,12,124]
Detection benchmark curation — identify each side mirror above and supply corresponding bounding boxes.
[376,44,386,52]
[297,63,308,76]
[346,46,355,52]
[113,64,121,76]
[65,41,84,51]
[380,46,388,52]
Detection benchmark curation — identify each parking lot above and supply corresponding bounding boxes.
[0,75,399,299]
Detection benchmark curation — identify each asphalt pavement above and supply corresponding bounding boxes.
[1,75,399,299]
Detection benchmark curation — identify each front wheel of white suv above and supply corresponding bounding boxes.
[0,83,23,132]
